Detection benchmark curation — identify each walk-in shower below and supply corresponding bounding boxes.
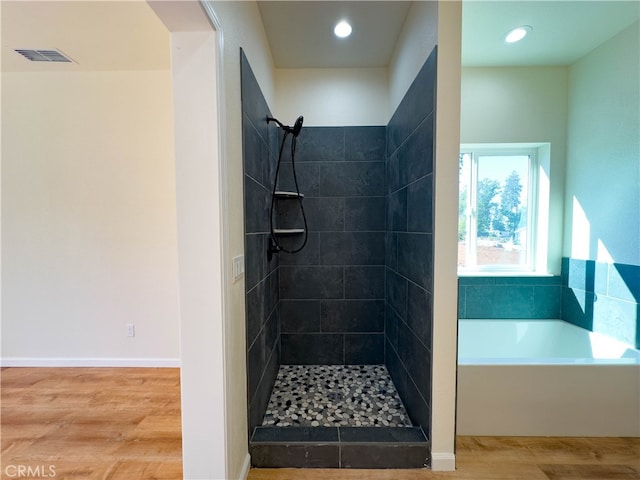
[241,47,437,469]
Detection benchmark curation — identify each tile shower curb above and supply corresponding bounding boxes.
[249,426,430,469]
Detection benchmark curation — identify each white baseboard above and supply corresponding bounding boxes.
[239,453,251,480]
[0,357,181,368]
[431,452,456,471]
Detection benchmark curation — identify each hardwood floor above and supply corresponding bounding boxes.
[248,436,640,480]
[2,368,639,480]
[1,367,182,479]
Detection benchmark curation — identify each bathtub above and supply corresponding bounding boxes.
[457,320,640,436]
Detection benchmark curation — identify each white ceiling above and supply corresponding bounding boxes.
[462,1,640,67]
[258,1,412,68]
[1,1,638,72]
[259,0,639,68]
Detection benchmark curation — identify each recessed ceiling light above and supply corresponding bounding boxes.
[504,25,532,43]
[334,20,352,38]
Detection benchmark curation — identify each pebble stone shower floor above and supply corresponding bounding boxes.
[262,365,413,428]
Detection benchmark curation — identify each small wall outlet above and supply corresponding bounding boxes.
[126,324,135,337]
[233,255,245,282]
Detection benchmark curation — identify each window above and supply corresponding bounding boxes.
[459,146,539,272]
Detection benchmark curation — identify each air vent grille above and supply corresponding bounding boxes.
[15,49,73,63]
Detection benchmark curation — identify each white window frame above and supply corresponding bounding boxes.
[459,145,540,274]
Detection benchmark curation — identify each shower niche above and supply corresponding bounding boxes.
[241,47,436,469]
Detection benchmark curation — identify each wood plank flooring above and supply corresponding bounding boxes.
[1,367,182,479]
[248,436,640,480]
[2,367,639,480]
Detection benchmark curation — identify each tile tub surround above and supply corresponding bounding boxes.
[562,257,640,348]
[458,261,640,348]
[262,365,411,428]
[384,47,437,434]
[458,275,562,319]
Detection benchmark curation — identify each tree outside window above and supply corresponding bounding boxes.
[459,149,536,271]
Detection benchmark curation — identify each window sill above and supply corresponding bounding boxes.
[457,271,554,277]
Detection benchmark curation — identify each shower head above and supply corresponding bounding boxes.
[267,115,304,138]
[292,116,304,137]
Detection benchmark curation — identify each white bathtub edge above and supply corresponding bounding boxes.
[458,357,639,366]
[431,452,456,471]
[458,319,640,364]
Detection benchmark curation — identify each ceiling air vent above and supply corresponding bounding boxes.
[15,49,73,63]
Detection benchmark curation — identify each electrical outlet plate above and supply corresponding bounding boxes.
[126,324,135,337]
[233,255,245,282]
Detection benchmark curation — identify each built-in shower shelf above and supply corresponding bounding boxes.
[273,228,305,235]
[275,191,304,199]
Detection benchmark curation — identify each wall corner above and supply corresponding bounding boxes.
[431,0,462,465]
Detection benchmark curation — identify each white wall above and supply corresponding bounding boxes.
[1,69,180,365]
[274,1,438,127]
[274,67,388,126]
[388,1,438,116]
[460,66,568,274]
[433,2,461,471]
[565,21,639,265]
[170,28,228,480]
[206,2,277,479]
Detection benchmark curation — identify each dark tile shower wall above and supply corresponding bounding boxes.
[277,126,387,365]
[384,47,437,434]
[241,50,281,434]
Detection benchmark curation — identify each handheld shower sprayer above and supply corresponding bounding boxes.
[266,114,308,260]
[267,115,304,138]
